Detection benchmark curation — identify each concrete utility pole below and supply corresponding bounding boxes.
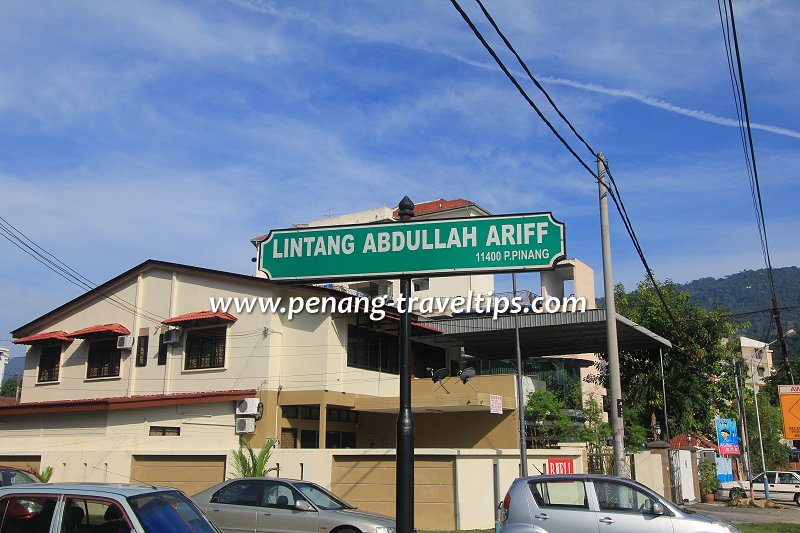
[597,153,627,477]
[731,355,752,481]
[512,273,528,477]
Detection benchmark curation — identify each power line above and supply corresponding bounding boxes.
[0,215,168,326]
[719,0,791,376]
[451,0,683,335]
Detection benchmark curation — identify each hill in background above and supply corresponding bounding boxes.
[675,266,800,344]
[599,266,799,359]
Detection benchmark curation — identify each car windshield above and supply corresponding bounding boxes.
[293,482,352,510]
[129,490,219,533]
[1,468,41,486]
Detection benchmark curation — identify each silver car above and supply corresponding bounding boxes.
[192,477,396,533]
[0,482,220,532]
[499,474,738,533]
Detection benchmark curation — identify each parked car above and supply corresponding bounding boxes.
[192,477,396,533]
[499,474,738,533]
[0,465,41,487]
[0,482,221,533]
[720,470,800,504]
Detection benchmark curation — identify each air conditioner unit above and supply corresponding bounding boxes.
[235,417,256,434]
[116,335,134,350]
[236,398,262,416]
[163,329,181,345]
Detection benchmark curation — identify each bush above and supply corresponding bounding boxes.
[230,439,278,478]
[699,459,721,495]
[730,486,747,499]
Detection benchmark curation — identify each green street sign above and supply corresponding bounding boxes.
[258,213,565,282]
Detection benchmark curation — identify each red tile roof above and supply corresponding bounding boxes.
[392,198,477,218]
[0,390,256,415]
[0,397,18,406]
[162,310,238,326]
[69,323,131,338]
[13,330,74,345]
[670,432,718,450]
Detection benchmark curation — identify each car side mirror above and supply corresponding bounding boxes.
[651,502,665,516]
[209,496,218,504]
[295,500,314,512]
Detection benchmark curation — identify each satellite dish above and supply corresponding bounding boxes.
[459,367,476,384]
[431,368,450,394]
[458,367,478,392]
[432,368,449,383]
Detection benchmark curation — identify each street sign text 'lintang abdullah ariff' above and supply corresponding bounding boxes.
[258,213,566,282]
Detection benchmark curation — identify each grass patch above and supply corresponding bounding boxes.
[423,529,800,533]
[420,531,494,533]
[734,526,800,533]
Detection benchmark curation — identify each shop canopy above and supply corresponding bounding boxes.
[422,309,671,358]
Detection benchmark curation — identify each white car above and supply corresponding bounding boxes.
[719,470,800,504]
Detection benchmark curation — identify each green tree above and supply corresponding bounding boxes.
[600,278,742,440]
[743,391,790,471]
[525,390,572,445]
[1,377,18,398]
[621,404,648,452]
[230,439,278,478]
[574,397,611,454]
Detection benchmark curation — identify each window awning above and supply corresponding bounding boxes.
[69,323,131,339]
[13,330,74,345]
[161,311,238,328]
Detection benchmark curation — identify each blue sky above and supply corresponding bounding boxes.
[2,0,799,356]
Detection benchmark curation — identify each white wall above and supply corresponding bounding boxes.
[633,451,665,497]
[0,402,239,483]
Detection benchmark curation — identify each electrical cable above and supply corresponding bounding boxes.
[452,0,684,335]
[0,218,167,326]
[721,0,791,373]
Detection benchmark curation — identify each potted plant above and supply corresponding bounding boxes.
[699,459,721,503]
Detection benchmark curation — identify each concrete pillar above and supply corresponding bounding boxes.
[319,401,327,448]
[645,440,673,501]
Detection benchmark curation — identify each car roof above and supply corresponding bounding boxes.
[0,482,179,498]
[519,474,635,482]
[215,477,310,484]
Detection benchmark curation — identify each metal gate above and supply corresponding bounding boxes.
[587,452,635,478]
[669,450,683,503]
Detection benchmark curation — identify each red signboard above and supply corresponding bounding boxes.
[547,458,574,475]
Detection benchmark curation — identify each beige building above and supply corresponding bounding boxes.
[3,259,595,530]
[740,336,774,389]
[2,200,671,529]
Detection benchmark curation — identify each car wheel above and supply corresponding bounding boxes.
[729,489,735,501]
[336,528,359,533]
[794,493,800,507]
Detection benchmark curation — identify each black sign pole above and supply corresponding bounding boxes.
[396,196,415,533]
[397,275,414,533]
